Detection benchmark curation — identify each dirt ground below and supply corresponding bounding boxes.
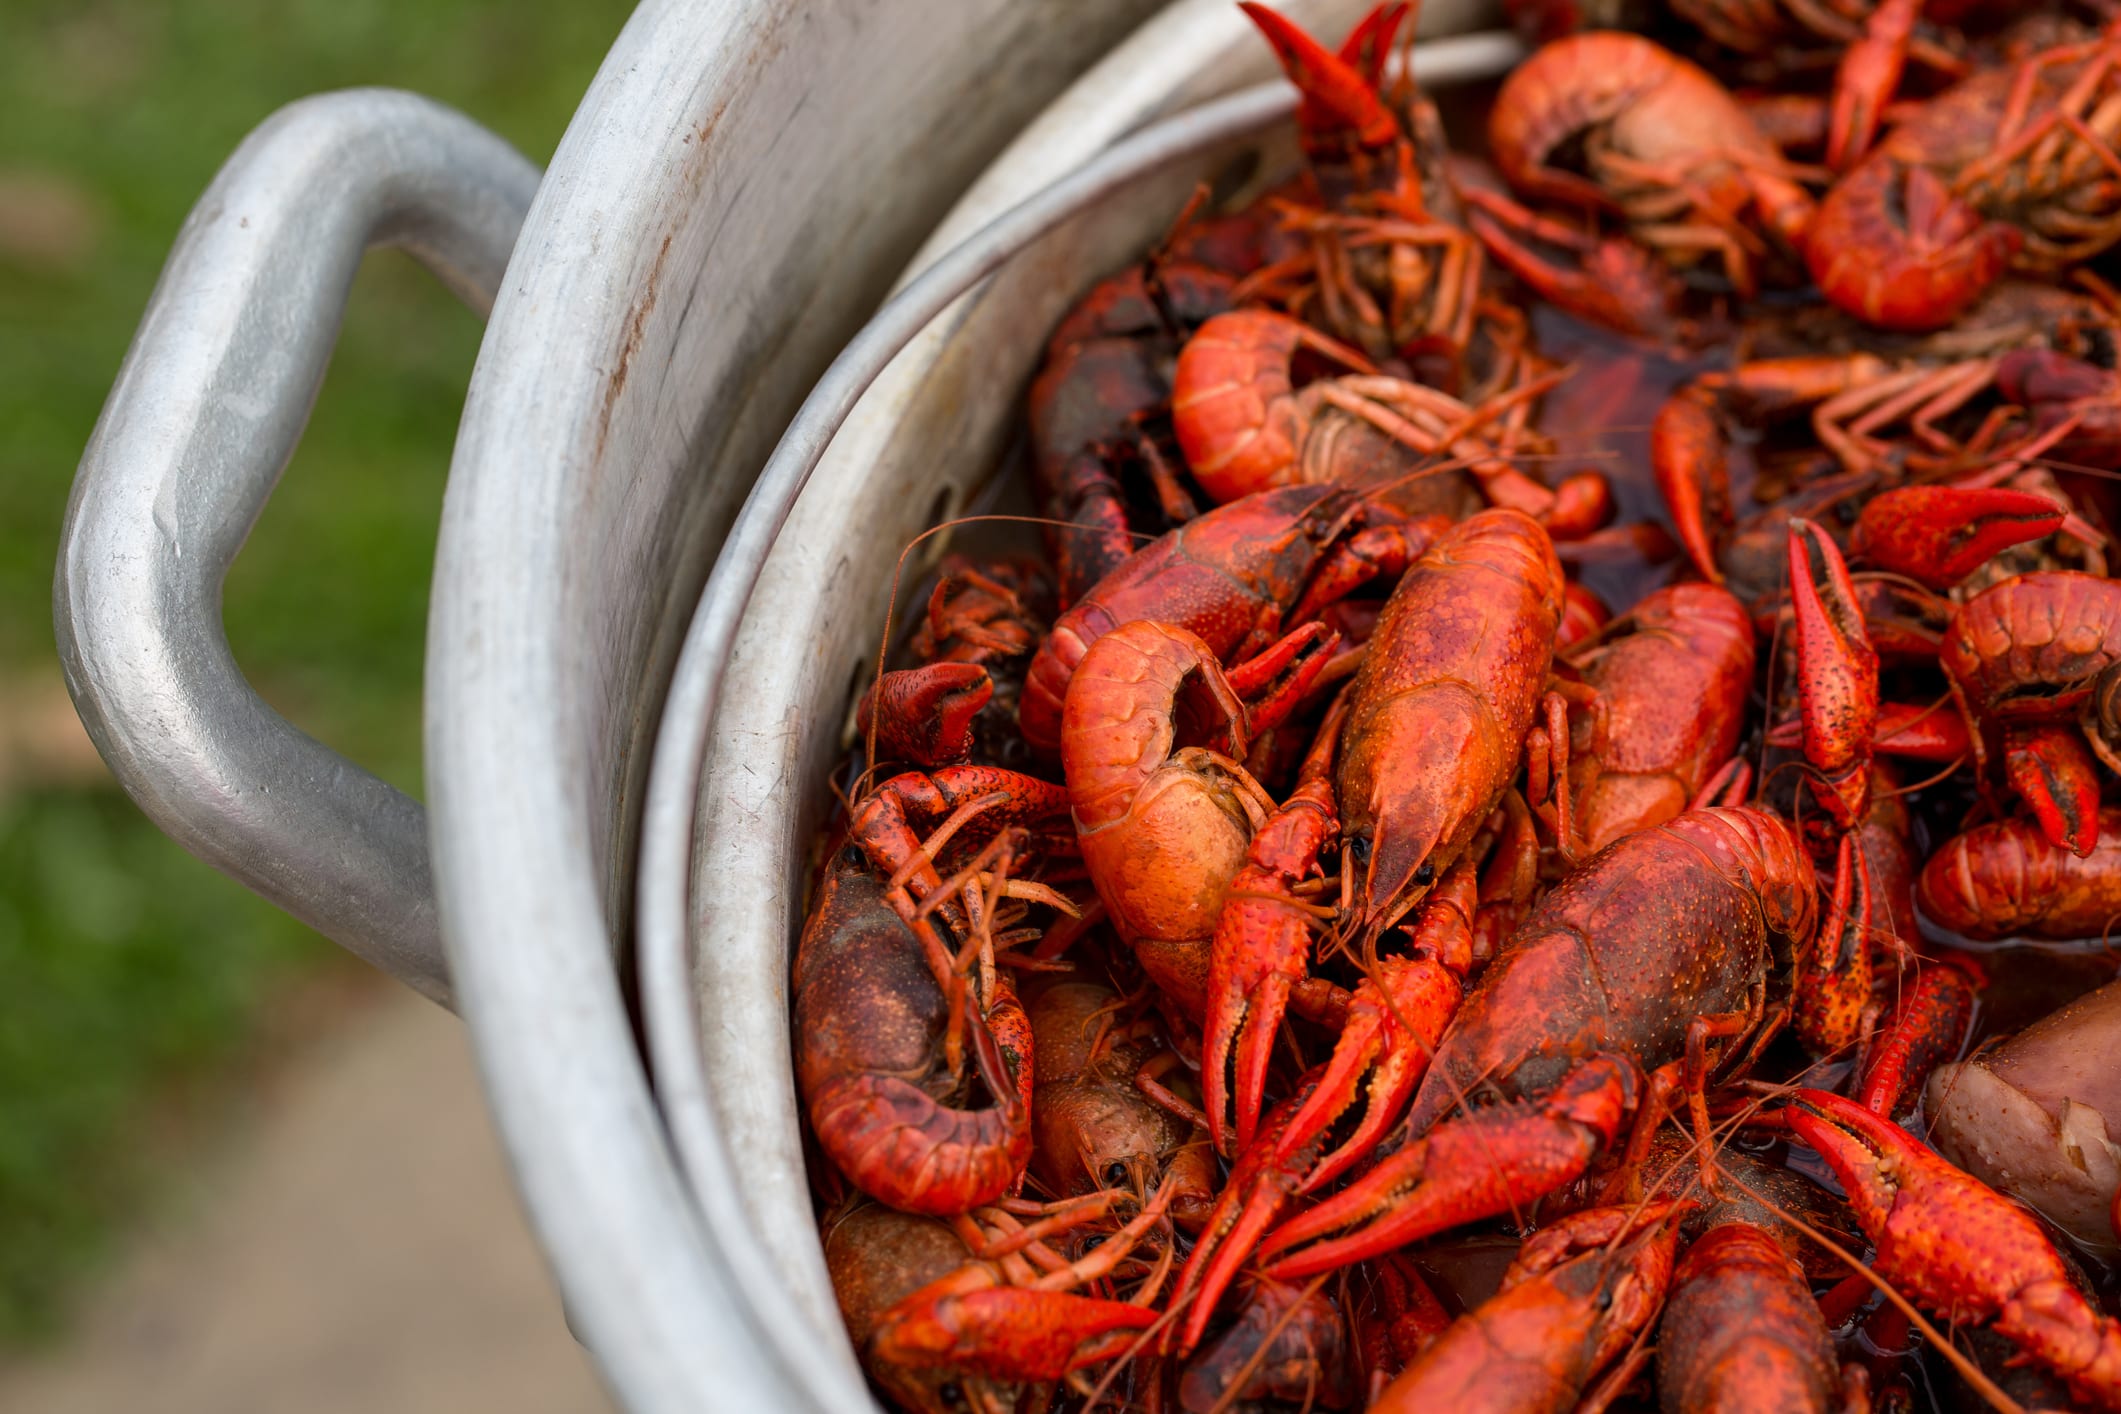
[0,984,615,1414]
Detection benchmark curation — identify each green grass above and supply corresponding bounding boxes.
[0,0,630,1340]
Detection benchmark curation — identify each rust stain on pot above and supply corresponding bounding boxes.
[596,230,675,458]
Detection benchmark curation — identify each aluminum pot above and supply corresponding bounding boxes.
[58,1,1172,1407]
[641,4,1515,1404]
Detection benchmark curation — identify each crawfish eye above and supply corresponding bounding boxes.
[840,844,864,868]
[1349,836,1372,868]
[1103,1160,1131,1189]
[1413,862,1436,887]
[937,1381,967,1409]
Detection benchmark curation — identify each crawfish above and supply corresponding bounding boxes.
[794,858,1034,1216]
[1810,24,2121,331]
[1019,482,1434,753]
[1530,581,1758,859]
[1338,507,1567,947]
[1237,3,1513,379]
[1794,1088,2121,1410]
[1368,1203,1686,1414]
[1669,0,1968,167]
[1657,1223,1853,1414]
[825,1203,984,1414]
[1489,33,1815,297]
[1403,805,1815,1135]
[1170,308,1588,527]
[1943,570,2121,812]
[1920,806,2121,939]
[1255,807,1816,1281]
[1059,618,1335,1016]
[1178,1275,1358,1412]
[858,557,1051,770]
[1023,969,1215,1231]
[867,1184,1178,1411]
[1352,1254,1455,1392]
[1649,354,2069,585]
[1027,198,1301,605]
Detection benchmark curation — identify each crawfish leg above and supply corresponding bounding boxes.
[1225,621,1342,735]
[1684,982,1766,1197]
[1204,703,1346,1154]
[1526,680,1598,863]
[1132,429,1202,526]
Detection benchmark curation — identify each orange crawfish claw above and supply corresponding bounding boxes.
[1368,1202,1687,1413]
[1790,1089,2121,1410]
[1258,1053,1643,1281]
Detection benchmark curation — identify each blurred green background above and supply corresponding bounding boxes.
[0,0,631,1341]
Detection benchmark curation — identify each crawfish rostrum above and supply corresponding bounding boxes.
[797,5,2121,1410]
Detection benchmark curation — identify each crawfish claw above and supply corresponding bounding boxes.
[1258,1054,1640,1280]
[1239,1,1404,151]
[1848,485,2066,591]
[858,662,994,767]
[1790,1088,2121,1409]
[1278,954,1463,1193]
[1787,517,1879,828]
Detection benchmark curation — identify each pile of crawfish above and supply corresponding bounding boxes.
[798,3,2121,1410]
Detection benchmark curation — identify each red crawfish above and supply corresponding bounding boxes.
[824,1203,984,1414]
[1338,507,1567,948]
[1023,970,1215,1232]
[1657,1223,1853,1414]
[1461,175,1693,346]
[1026,196,1298,605]
[1168,308,1591,530]
[866,1184,1178,1412]
[1920,806,2121,940]
[1663,0,1968,164]
[1177,1275,1357,1413]
[1793,1088,2121,1410]
[1810,26,2121,332]
[1352,1254,1454,1392]
[1649,353,2065,585]
[794,858,1034,1216]
[1258,806,1817,1279]
[1488,33,1814,297]
[858,557,1051,770]
[1059,617,1334,1015]
[1367,1203,1687,1414]
[1527,581,1758,860]
[1945,569,2121,786]
[1019,482,1437,754]
[1197,511,1565,1158]
[1235,3,1509,378]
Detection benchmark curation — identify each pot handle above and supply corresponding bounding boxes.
[54,90,540,1010]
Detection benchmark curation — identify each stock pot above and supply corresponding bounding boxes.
[641,0,1513,1404]
[56,0,1511,1406]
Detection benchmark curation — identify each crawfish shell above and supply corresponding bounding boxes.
[794,863,960,1106]
[1406,810,1806,1129]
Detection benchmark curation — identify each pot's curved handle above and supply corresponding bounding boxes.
[55,89,540,1010]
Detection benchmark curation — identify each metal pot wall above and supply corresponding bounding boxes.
[58,2,1171,1407]
[643,3,1513,1406]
